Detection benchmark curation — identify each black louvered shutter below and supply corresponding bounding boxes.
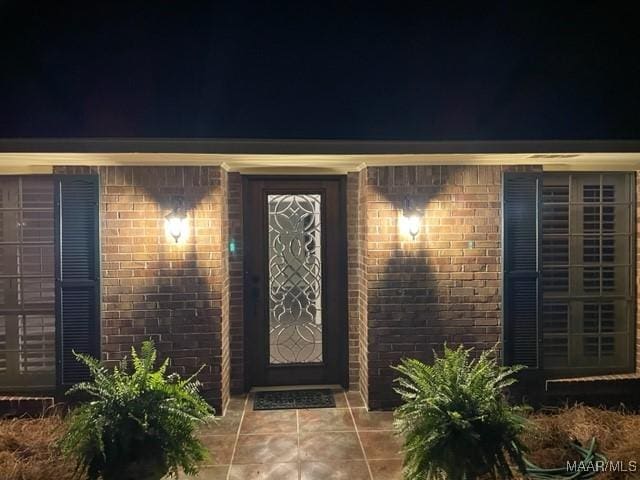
[503,172,541,368]
[54,175,100,387]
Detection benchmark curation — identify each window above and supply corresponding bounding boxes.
[541,174,634,372]
[0,176,55,388]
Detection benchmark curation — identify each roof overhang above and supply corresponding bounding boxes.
[1,138,639,174]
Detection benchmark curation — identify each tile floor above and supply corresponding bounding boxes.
[186,389,403,480]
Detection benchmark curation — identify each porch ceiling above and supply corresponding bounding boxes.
[1,138,640,174]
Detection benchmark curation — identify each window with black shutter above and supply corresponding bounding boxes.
[55,175,100,387]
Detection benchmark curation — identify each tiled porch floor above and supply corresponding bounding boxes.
[188,389,403,480]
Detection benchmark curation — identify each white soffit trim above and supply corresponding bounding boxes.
[0,152,639,174]
[0,139,639,173]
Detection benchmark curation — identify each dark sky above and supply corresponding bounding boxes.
[1,1,639,140]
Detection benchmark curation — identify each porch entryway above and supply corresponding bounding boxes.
[196,388,401,480]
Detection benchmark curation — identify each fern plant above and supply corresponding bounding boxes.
[393,344,527,480]
[59,340,215,480]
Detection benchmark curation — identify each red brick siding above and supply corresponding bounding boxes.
[53,164,639,411]
[365,166,506,408]
[346,172,361,390]
[357,168,369,403]
[54,166,229,412]
[219,168,230,411]
[227,172,245,393]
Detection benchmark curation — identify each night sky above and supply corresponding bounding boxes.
[1,2,639,140]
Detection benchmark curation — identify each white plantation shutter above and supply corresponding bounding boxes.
[0,177,56,388]
[541,173,634,372]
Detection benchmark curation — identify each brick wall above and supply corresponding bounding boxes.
[346,172,362,391]
[227,172,245,393]
[54,166,230,413]
[219,168,230,411]
[357,169,370,402]
[59,164,636,412]
[364,166,504,408]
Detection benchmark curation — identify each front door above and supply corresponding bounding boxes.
[244,177,347,388]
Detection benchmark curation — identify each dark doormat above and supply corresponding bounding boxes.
[253,389,335,410]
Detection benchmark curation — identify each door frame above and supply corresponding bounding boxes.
[242,175,348,390]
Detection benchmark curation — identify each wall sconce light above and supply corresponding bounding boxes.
[401,196,421,239]
[165,196,188,243]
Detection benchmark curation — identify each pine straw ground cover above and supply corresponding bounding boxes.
[0,415,75,480]
[520,405,640,480]
[0,405,639,480]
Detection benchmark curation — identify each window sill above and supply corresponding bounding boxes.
[545,372,640,392]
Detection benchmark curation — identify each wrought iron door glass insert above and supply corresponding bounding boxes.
[267,194,322,364]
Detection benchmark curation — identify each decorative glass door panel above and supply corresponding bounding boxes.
[268,194,323,364]
[244,178,347,387]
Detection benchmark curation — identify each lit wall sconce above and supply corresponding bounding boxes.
[165,196,188,243]
[401,196,421,239]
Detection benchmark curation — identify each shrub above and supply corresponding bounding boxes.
[59,340,215,480]
[393,344,527,480]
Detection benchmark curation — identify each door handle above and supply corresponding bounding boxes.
[248,274,261,314]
